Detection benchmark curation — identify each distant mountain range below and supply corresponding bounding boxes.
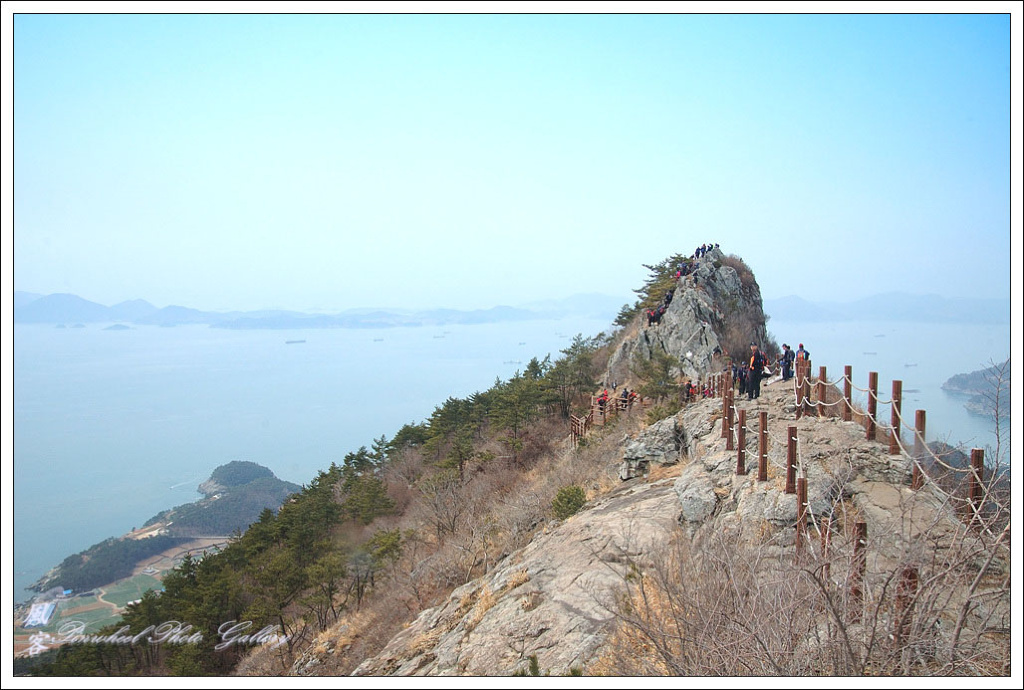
[12,291,1009,329]
[763,293,1010,324]
[12,291,625,329]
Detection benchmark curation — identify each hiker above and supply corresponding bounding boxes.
[748,343,766,400]
[779,344,795,381]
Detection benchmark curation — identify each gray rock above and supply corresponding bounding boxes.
[605,247,769,386]
[352,481,681,677]
[619,415,686,479]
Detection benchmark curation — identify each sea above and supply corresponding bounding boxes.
[10,316,1011,603]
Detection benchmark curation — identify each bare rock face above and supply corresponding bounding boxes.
[351,480,681,677]
[619,415,686,479]
[340,372,1006,677]
[605,247,770,385]
[197,478,227,497]
[667,381,921,553]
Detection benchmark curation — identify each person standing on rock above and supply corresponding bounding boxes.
[780,344,795,381]
[794,341,811,364]
[748,343,766,400]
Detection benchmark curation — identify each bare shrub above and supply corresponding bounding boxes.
[718,253,755,289]
[595,488,1011,677]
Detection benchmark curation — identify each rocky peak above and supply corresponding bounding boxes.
[605,247,770,386]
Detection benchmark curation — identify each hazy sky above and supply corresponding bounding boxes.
[7,7,1018,313]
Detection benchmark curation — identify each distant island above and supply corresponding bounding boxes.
[14,290,1010,329]
[13,291,624,329]
[942,360,1011,419]
[29,461,300,594]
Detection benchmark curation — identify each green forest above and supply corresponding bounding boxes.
[31,535,185,594]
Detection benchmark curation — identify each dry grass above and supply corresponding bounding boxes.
[465,586,497,631]
[646,463,682,482]
[506,568,530,589]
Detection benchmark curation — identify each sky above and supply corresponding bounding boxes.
[4,5,1020,313]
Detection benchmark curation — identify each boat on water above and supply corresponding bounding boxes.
[285,340,306,345]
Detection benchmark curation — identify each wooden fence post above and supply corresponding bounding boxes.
[736,409,746,475]
[849,521,868,622]
[894,565,919,648]
[970,448,985,520]
[801,366,812,418]
[842,365,852,422]
[889,380,902,455]
[786,426,797,494]
[817,366,827,417]
[721,386,730,439]
[758,411,768,482]
[795,476,808,560]
[866,372,878,441]
[912,410,926,490]
[820,516,831,583]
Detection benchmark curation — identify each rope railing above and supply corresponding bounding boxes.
[710,357,1007,625]
[725,362,1001,510]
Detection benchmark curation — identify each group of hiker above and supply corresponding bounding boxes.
[645,287,674,327]
[732,342,811,400]
[595,386,640,413]
[647,245,727,330]
[591,338,810,416]
[692,243,718,260]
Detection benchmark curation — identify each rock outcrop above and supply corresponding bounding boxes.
[343,377,998,676]
[618,415,686,480]
[605,246,770,385]
[350,480,680,676]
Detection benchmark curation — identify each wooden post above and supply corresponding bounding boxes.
[820,516,831,583]
[736,409,746,475]
[912,410,926,490]
[969,448,985,520]
[849,521,868,622]
[796,364,804,418]
[801,370,812,418]
[817,366,827,418]
[758,411,768,482]
[842,365,852,422]
[726,391,735,451]
[724,384,733,438]
[786,426,797,494]
[894,565,919,648]
[889,380,902,455]
[866,372,878,441]
[795,476,808,560]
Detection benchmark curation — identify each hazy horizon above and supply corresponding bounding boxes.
[10,286,1015,317]
[7,8,1017,316]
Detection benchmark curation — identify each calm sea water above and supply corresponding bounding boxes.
[12,317,613,602]
[11,317,1010,602]
[767,319,1011,453]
